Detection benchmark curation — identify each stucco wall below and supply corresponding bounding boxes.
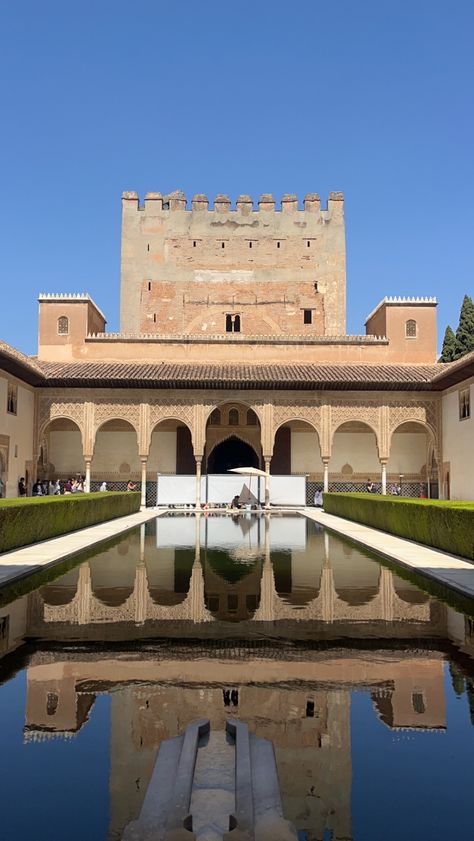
[148,429,177,474]
[49,430,84,476]
[0,373,35,497]
[442,381,474,500]
[291,430,323,473]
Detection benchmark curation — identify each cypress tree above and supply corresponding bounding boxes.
[454,294,474,359]
[439,325,457,362]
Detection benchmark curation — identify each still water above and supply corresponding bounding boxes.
[1,513,474,841]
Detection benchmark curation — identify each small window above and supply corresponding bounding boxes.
[46,692,59,716]
[147,243,150,252]
[7,382,17,415]
[221,241,225,249]
[229,408,239,426]
[314,281,318,292]
[248,241,253,249]
[247,409,258,426]
[306,699,315,718]
[277,241,281,248]
[405,319,417,338]
[412,692,426,715]
[148,281,152,291]
[303,309,313,325]
[57,316,69,335]
[209,409,221,425]
[227,594,238,611]
[226,314,241,333]
[307,240,311,247]
[153,313,156,323]
[459,388,471,421]
[193,240,197,247]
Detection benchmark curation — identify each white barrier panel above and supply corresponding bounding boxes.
[156,474,204,506]
[269,475,305,506]
[202,514,263,551]
[156,515,199,548]
[205,474,264,504]
[268,516,306,549]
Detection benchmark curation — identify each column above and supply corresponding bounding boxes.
[380,460,387,495]
[84,458,91,493]
[195,458,202,509]
[140,458,147,507]
[323,459,329,493]
[264,458,271,509]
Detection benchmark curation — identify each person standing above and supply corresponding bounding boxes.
[18,477,27,497]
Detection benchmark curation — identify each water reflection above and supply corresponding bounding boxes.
[2,514,474,841]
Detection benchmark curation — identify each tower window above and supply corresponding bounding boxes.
[277,241,281,248]
[148,282,152,291]
[193,240,197,247]
[307,240,311,247]
[249,241,252,248]
[147,243,150,252]
[226,314,241,333]
[306,699,315,717]
[7,382,17,415]
[303,309,313,325]
[221,241,225,249]
[57,316,69,335]
[405,319,417,338]
[412,692,426,714]
[314,281,318,292]
[153,313,156,323]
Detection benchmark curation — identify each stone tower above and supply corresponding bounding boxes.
[120,191,346,337]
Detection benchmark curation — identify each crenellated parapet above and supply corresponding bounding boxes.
[122,190,343,214]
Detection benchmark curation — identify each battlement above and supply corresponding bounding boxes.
[365,296,437,324]
[38,292,107,322]
[122,190,344,214]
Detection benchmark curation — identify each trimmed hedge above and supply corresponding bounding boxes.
[0,492,140,554]
[323,493,474,561]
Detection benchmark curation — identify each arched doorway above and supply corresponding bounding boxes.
[330,421,380,492]
[39,418,84,483]
[205,402,262,473]
[91,419,139,489]
[388,421,437,497]
[207,436,259,473]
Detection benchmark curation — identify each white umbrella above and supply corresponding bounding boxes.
[228,467,269,477]
[228,466,269,505]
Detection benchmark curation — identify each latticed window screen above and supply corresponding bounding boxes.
[405,319,417,338]
[209,409,221,425]
[228,409,239,426]
[57,316,69,335]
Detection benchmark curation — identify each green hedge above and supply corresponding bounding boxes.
[323,493,474,560]
[0,492,141,554]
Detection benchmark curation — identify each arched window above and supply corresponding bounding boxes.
[246,409,258,426]
[57,316,69,335]
[209,409,221,425]
[228,408,239,426]
[405,319,417,338]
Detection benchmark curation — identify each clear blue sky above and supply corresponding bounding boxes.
[1,1,473,356]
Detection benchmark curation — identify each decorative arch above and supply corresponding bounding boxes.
[388,418,437,450]
[331,418,380,450]
[206,431,260,460]
[203,399,263,429]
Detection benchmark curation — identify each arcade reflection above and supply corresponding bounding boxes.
[2,514,474,841]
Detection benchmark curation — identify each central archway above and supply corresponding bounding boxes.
[207,436,259,474]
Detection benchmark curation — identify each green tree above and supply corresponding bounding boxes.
[454,294,474,359]
[439,325,457,362]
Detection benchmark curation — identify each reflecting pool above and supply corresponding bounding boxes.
[1,512,474,841]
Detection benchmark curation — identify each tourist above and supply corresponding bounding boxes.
[53,479,61,495]
[99,481,107,492]
[127,480,136,491]
[18,477,27,497]
[314,488,323,507]
[76,477,84,492]
[366,479,374,493]
[64,478,72,494]
[32,480,43,496]
[231,494,240,509]
[389,484,398,495]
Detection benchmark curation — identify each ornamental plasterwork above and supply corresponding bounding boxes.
[93,400,141,433]
[38,397,86,437]
[272,403,321,434]
[388,400,439,443]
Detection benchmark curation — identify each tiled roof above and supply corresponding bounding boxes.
[0,340,45,385]
[38,360,441,390]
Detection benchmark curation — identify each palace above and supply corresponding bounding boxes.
[0,189,473,502]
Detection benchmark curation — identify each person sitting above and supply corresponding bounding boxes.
[99,481,107,492]
[231,494,240,509]
[127,480,137,491]
[32,480,43,496]
[366,479,374,493]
